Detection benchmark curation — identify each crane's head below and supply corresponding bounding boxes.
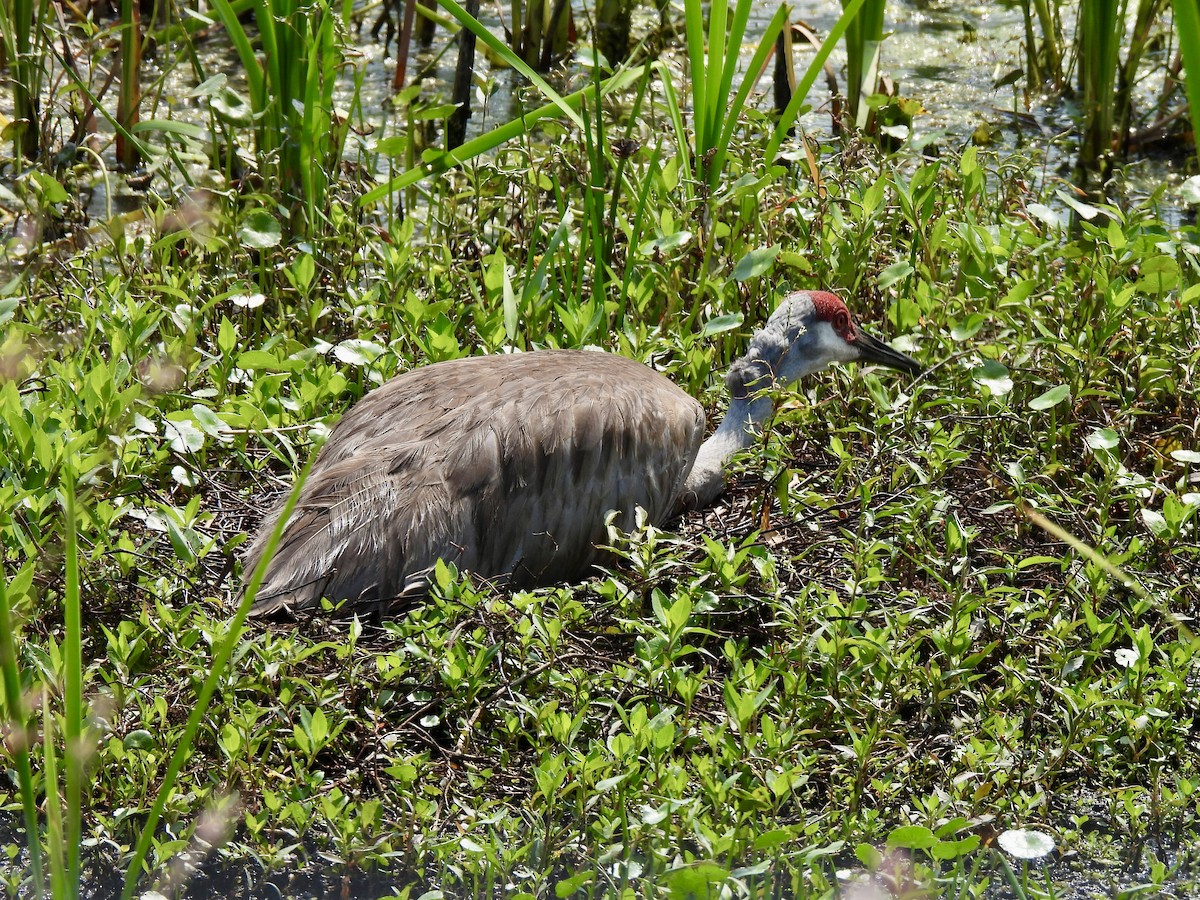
[729,291,922,400]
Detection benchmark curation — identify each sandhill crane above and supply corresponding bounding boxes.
[242,290,922,616]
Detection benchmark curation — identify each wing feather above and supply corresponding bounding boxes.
[245,350,706,615]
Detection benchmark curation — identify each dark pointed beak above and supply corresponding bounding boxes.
[853,329,923,375]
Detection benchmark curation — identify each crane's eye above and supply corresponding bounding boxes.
[833,311,850,337]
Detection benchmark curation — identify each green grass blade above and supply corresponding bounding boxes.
[651,62,696,197]
[45,40,155,164]
[710,2,787,186]
[361,65,646,203]
[208,0,266,113]
[434,0,584,129]
[703,0,729,156]
[711,0,755,150]
[1173,0,1200,149]
[119,455,319,900]
[62,475,83,897]
[765,0,867,164]
[0,574,44,895]
[43,690,66,899]
[683,0,707,150]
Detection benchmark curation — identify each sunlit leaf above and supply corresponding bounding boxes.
[885,825,937,850]
[877,260,913,291]
[699,313,743,337]
[238,210,282,249]
[731,246,780,282]
[1140,508,1170,537]
[971,359,1013,395]
[334,339,386,367]
[1086,427,1118,450]
[1029,384,1070,410]
[997,828,1055,859]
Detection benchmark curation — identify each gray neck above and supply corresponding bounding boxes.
[679,355,777,510]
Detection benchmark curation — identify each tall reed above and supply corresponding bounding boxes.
[0,0,49,162]
[209,0,354,229]
[1173,0,1200,149]
[680,0,787,188]
[1077,0,1125,173]
[840,0,887,129]
[116,0,143,168]
[1020,0,1065,91]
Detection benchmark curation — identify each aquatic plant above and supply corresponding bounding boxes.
[0,0,49,162]
[840,0,888,129]
[209,0,356,229]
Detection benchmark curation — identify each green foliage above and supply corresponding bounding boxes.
[841,0,888,128]
[1173,0,1200,148]
[2,37,1200,897]
[0,0,50,161]
[209,0,356,227]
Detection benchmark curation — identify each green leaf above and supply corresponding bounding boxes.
[855,842,883,867]
[334,339,386,367]
[639,231,693,255]
[555,871,594,897]
[123,730,156,751]
[885,825,938,850]
[1055,189,1100,220]
[950,314,985,341]
[752,828,794,851]
[971,359,1013,396]
[731,246,780,282]
[877,260,914,291]
[699,313,743,338]
[238,210,282,250]
[1086,427,1119,450]
[663,863,729,899]
[1029,384,1070,410]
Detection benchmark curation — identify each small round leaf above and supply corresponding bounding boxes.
[997,828,1056,859]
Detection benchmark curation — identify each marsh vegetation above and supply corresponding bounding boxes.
[0,0,1199,896]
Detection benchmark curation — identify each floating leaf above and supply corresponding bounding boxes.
[1029,384,1070,410]
[997,828,1056,860]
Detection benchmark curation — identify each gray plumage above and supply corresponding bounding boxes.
[242,291,923,616]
